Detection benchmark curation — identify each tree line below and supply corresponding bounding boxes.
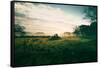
[74,6,97,38]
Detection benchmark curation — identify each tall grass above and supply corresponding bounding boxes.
[14,36,97,66]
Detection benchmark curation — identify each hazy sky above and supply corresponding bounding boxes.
[15,2,91,35]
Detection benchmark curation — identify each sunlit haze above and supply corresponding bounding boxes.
[15,2,91,36]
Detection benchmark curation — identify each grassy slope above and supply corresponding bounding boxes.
[14,37,97,66]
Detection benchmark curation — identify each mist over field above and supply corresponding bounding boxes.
[14,2,97,66]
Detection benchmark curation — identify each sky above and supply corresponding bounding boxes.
[15,2,91,36]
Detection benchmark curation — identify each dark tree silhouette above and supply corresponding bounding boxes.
[84,6,97,37]
[74,25,90,36]
[84,6,97,22]
[49,34,61,40]
[74,6,97,37]
[89,22,97,36]
[15,24,26,36]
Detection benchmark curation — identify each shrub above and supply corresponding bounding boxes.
[49,34,61,40]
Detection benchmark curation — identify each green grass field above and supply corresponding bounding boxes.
[14,36,97,66]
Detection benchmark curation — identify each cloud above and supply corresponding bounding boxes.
[15,2,90,35]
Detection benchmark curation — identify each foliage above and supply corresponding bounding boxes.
[74,6,97,38]
[49,34,61,40]
[74,25,90,36]
[14,37,97,66]
[84,6,97,22]
[15,24,26,36]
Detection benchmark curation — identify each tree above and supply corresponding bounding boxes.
[83,6,97,37]
[74,26,81,35]
[89,22,97,36]
[74,6,97,37]
[74,25,90,36]
[84,6,97,22]
[15,24,26,36]
[49,34,61,40]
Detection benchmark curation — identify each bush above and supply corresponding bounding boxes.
[49,34,61,40]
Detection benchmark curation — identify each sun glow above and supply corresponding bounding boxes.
[15,2,90,36]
